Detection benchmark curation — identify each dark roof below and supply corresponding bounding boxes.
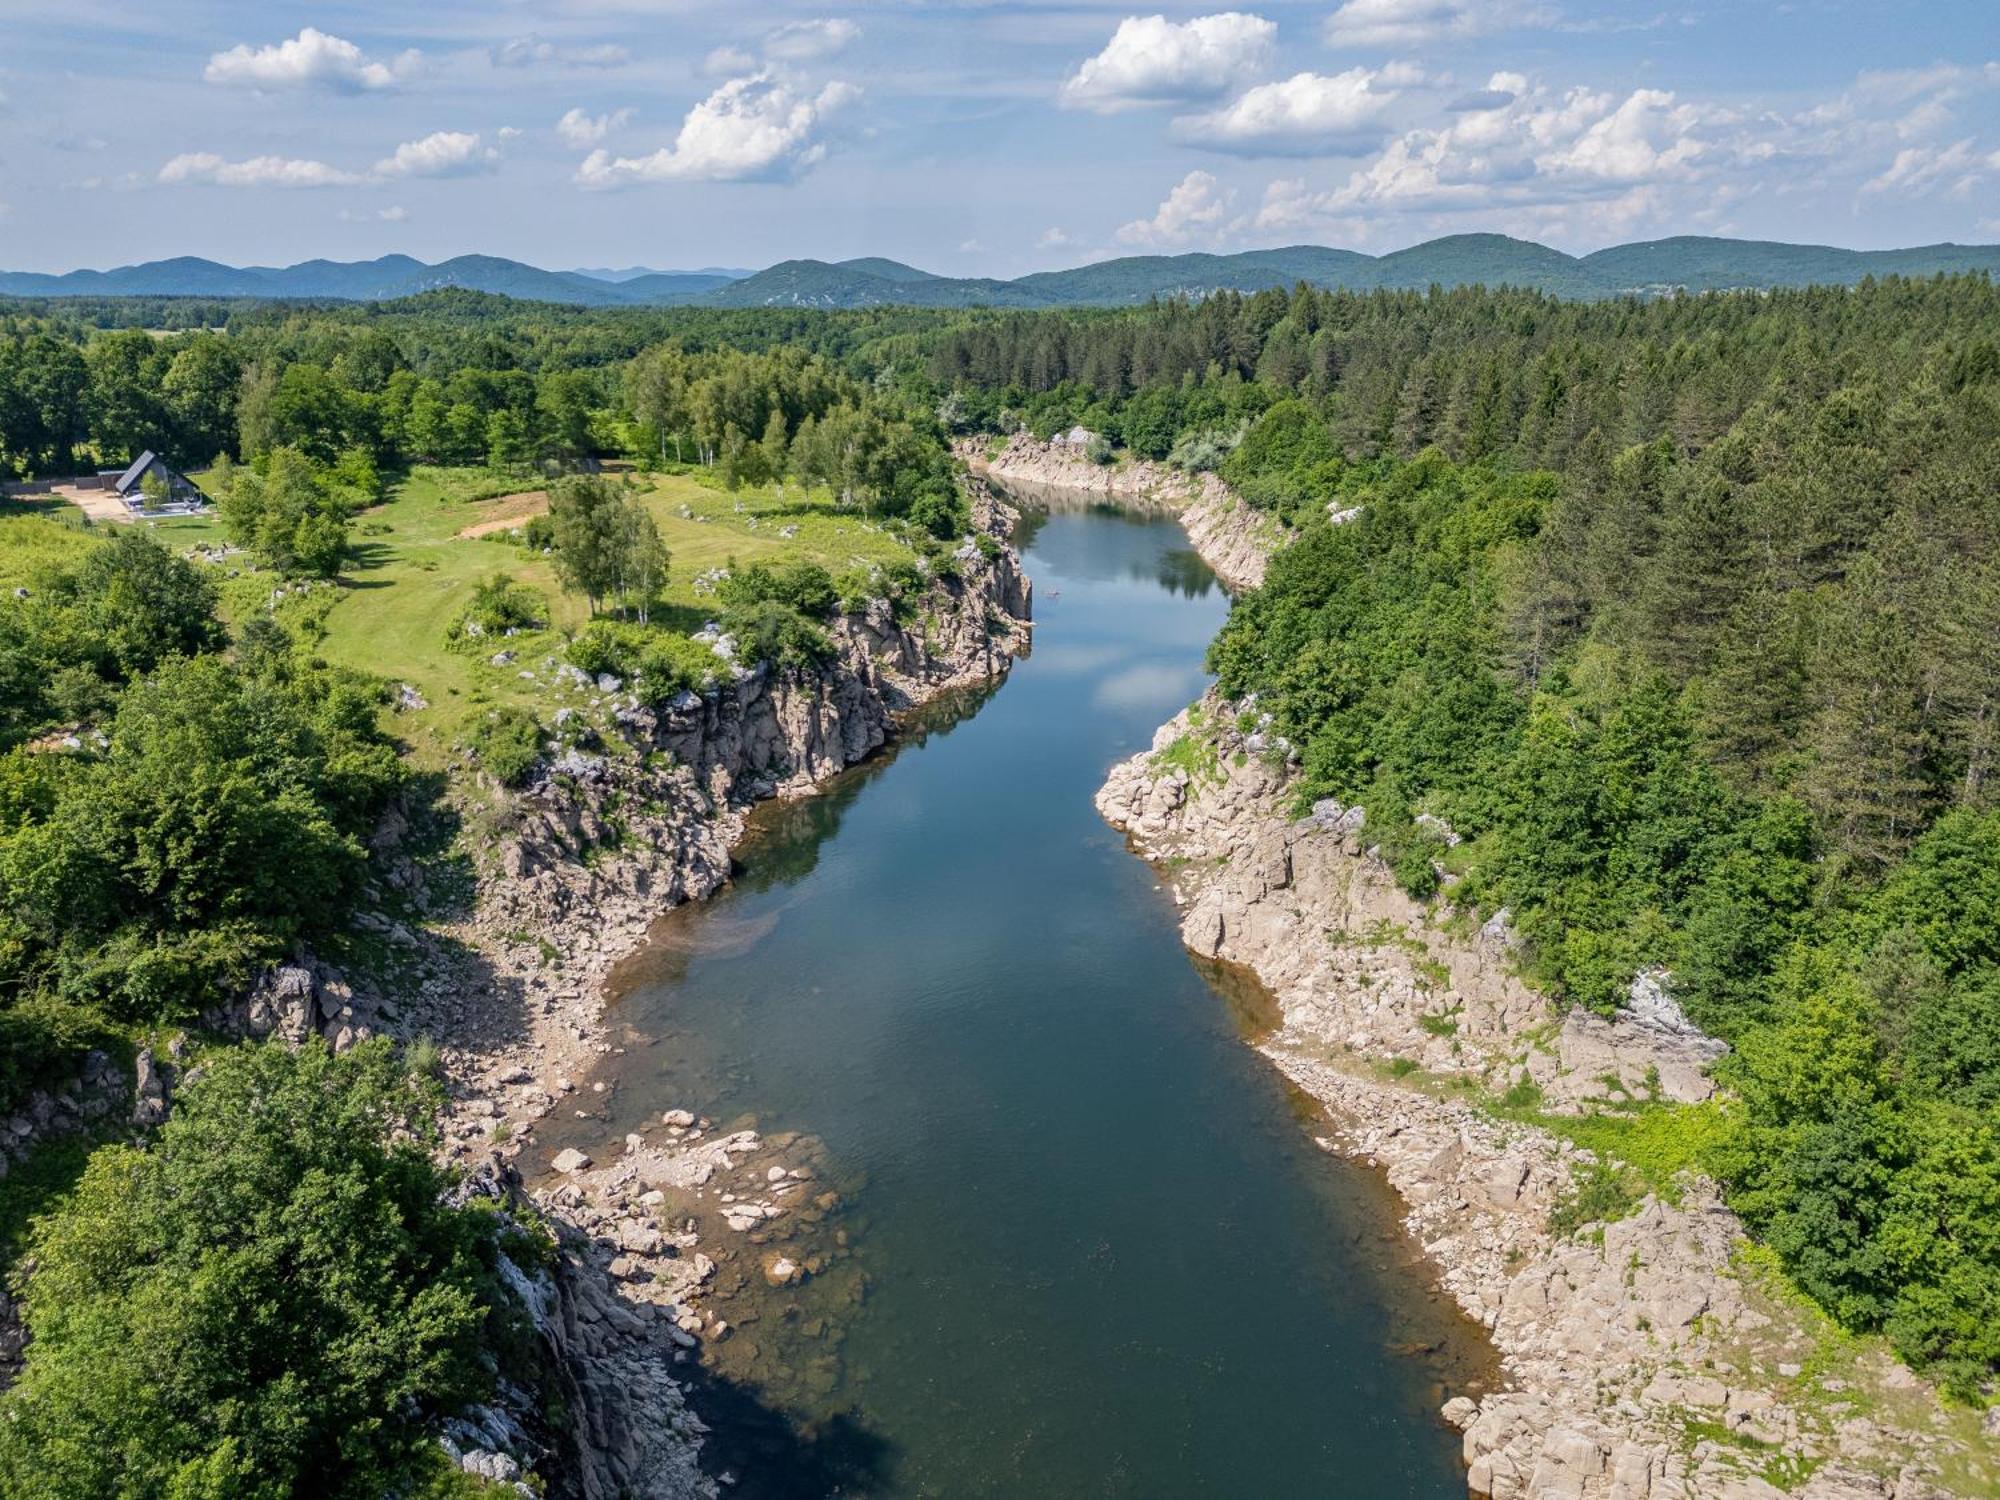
[114,451,160,493]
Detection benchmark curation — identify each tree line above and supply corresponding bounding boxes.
[1092,279,2000,1395]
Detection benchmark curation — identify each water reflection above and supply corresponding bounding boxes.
[552,499,1486,1499]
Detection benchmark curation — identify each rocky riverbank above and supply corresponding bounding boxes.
[1096,698,1994,1499]
[958,433,1284,591]
[308,484,1034,1498]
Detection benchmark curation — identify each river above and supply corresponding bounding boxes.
[553,498,1488,1497]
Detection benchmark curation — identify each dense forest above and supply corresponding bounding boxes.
[0,273,1996,1452]
[927,276,2000,1394]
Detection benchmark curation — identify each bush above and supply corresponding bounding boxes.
[469,706,542,786]
[447,573,544,649]
[564,621,719,706]
[0,653,393,1029]
[720,601,833,674]
[0,1039,504,1500]
[718,560,838,620]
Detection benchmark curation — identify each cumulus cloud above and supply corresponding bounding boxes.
[160,152,364,188]
[576,74,857,186]
[764,18,861,61]
[1173,68,1400,156]
[1117,169,1236,247]
[204,28,417,92]
[1321,0,1553,48]
[492,36,629,69]
[557,107,633,149]
[1251,77,1723,238]
[1038,227,1072,248]
[339,205,410,222]
[1537,89,1707,182]
[1061,13,1276,114]
[373,131,498,179]
[1862,138,1992,197]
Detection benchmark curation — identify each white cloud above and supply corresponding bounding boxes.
[1117,169,1236,247]
[1538,88,1707,182]
[1061,13,1275,114]
[373,131,498,179]
[557,107,633,149]
[204,27,416,92]
[1173,68,1400,156]
[1862,138,1991,197]
[1252,78,1724,238]
[576,74,857,186]
[1038,226,1071,248]
[160,152,364,188]
[764,19,861,62]
[704,45,758,75]
[339,205,410,222]
[1321,0,1552,48]
[492,36,629,69]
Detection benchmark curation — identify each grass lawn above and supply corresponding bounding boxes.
[303,466,920,763]
[7,464,917,765]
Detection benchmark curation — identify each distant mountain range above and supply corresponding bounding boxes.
[570,265,756,284]
[4,236,1996,309]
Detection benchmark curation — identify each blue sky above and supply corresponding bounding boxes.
[1,1,1995,275]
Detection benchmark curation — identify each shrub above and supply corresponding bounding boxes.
[447,573,544,650]
[469,706,542,786]
[565,621,719,706]
[720,601,833,674]
[718,560,838,620]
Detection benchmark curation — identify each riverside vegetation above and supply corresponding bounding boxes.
[933,276,2000,1404]
[0,272,1995,1488]
[0,302,998,1494]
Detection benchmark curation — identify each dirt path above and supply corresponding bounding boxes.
[454,490,548,539]
[51,485,138,524]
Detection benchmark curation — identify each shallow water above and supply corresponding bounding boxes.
[551,501,1488,1497]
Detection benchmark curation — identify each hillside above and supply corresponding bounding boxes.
[3,236,1997,310]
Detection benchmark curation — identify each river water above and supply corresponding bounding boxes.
[555,500,1488,1497]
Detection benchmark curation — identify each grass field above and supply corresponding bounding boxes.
[10,464,923,765]
[306,466,918,761]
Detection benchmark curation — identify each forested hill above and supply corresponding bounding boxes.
[4,235,1997,309]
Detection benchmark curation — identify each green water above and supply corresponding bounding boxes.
[553,502,1488,1497]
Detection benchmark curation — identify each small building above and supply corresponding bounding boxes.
[100,452,208,515]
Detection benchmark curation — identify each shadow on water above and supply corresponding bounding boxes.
[682,1371,899,1498]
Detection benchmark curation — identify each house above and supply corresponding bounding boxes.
[100,452,208,514]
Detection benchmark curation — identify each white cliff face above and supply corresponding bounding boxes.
[1098,695,1985,1499]
[960,434,1284,591]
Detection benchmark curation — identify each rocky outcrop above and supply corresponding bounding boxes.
[468,514,1030,1024]
[960,433,1283,590]
[388,494,1033,1497]
[202,957,384,1056]
[1097,698,1990,1499]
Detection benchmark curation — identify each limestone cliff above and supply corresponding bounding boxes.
[1098,701,1987,1500]
[401,490,1033,1499]
[959,433,1283,591]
